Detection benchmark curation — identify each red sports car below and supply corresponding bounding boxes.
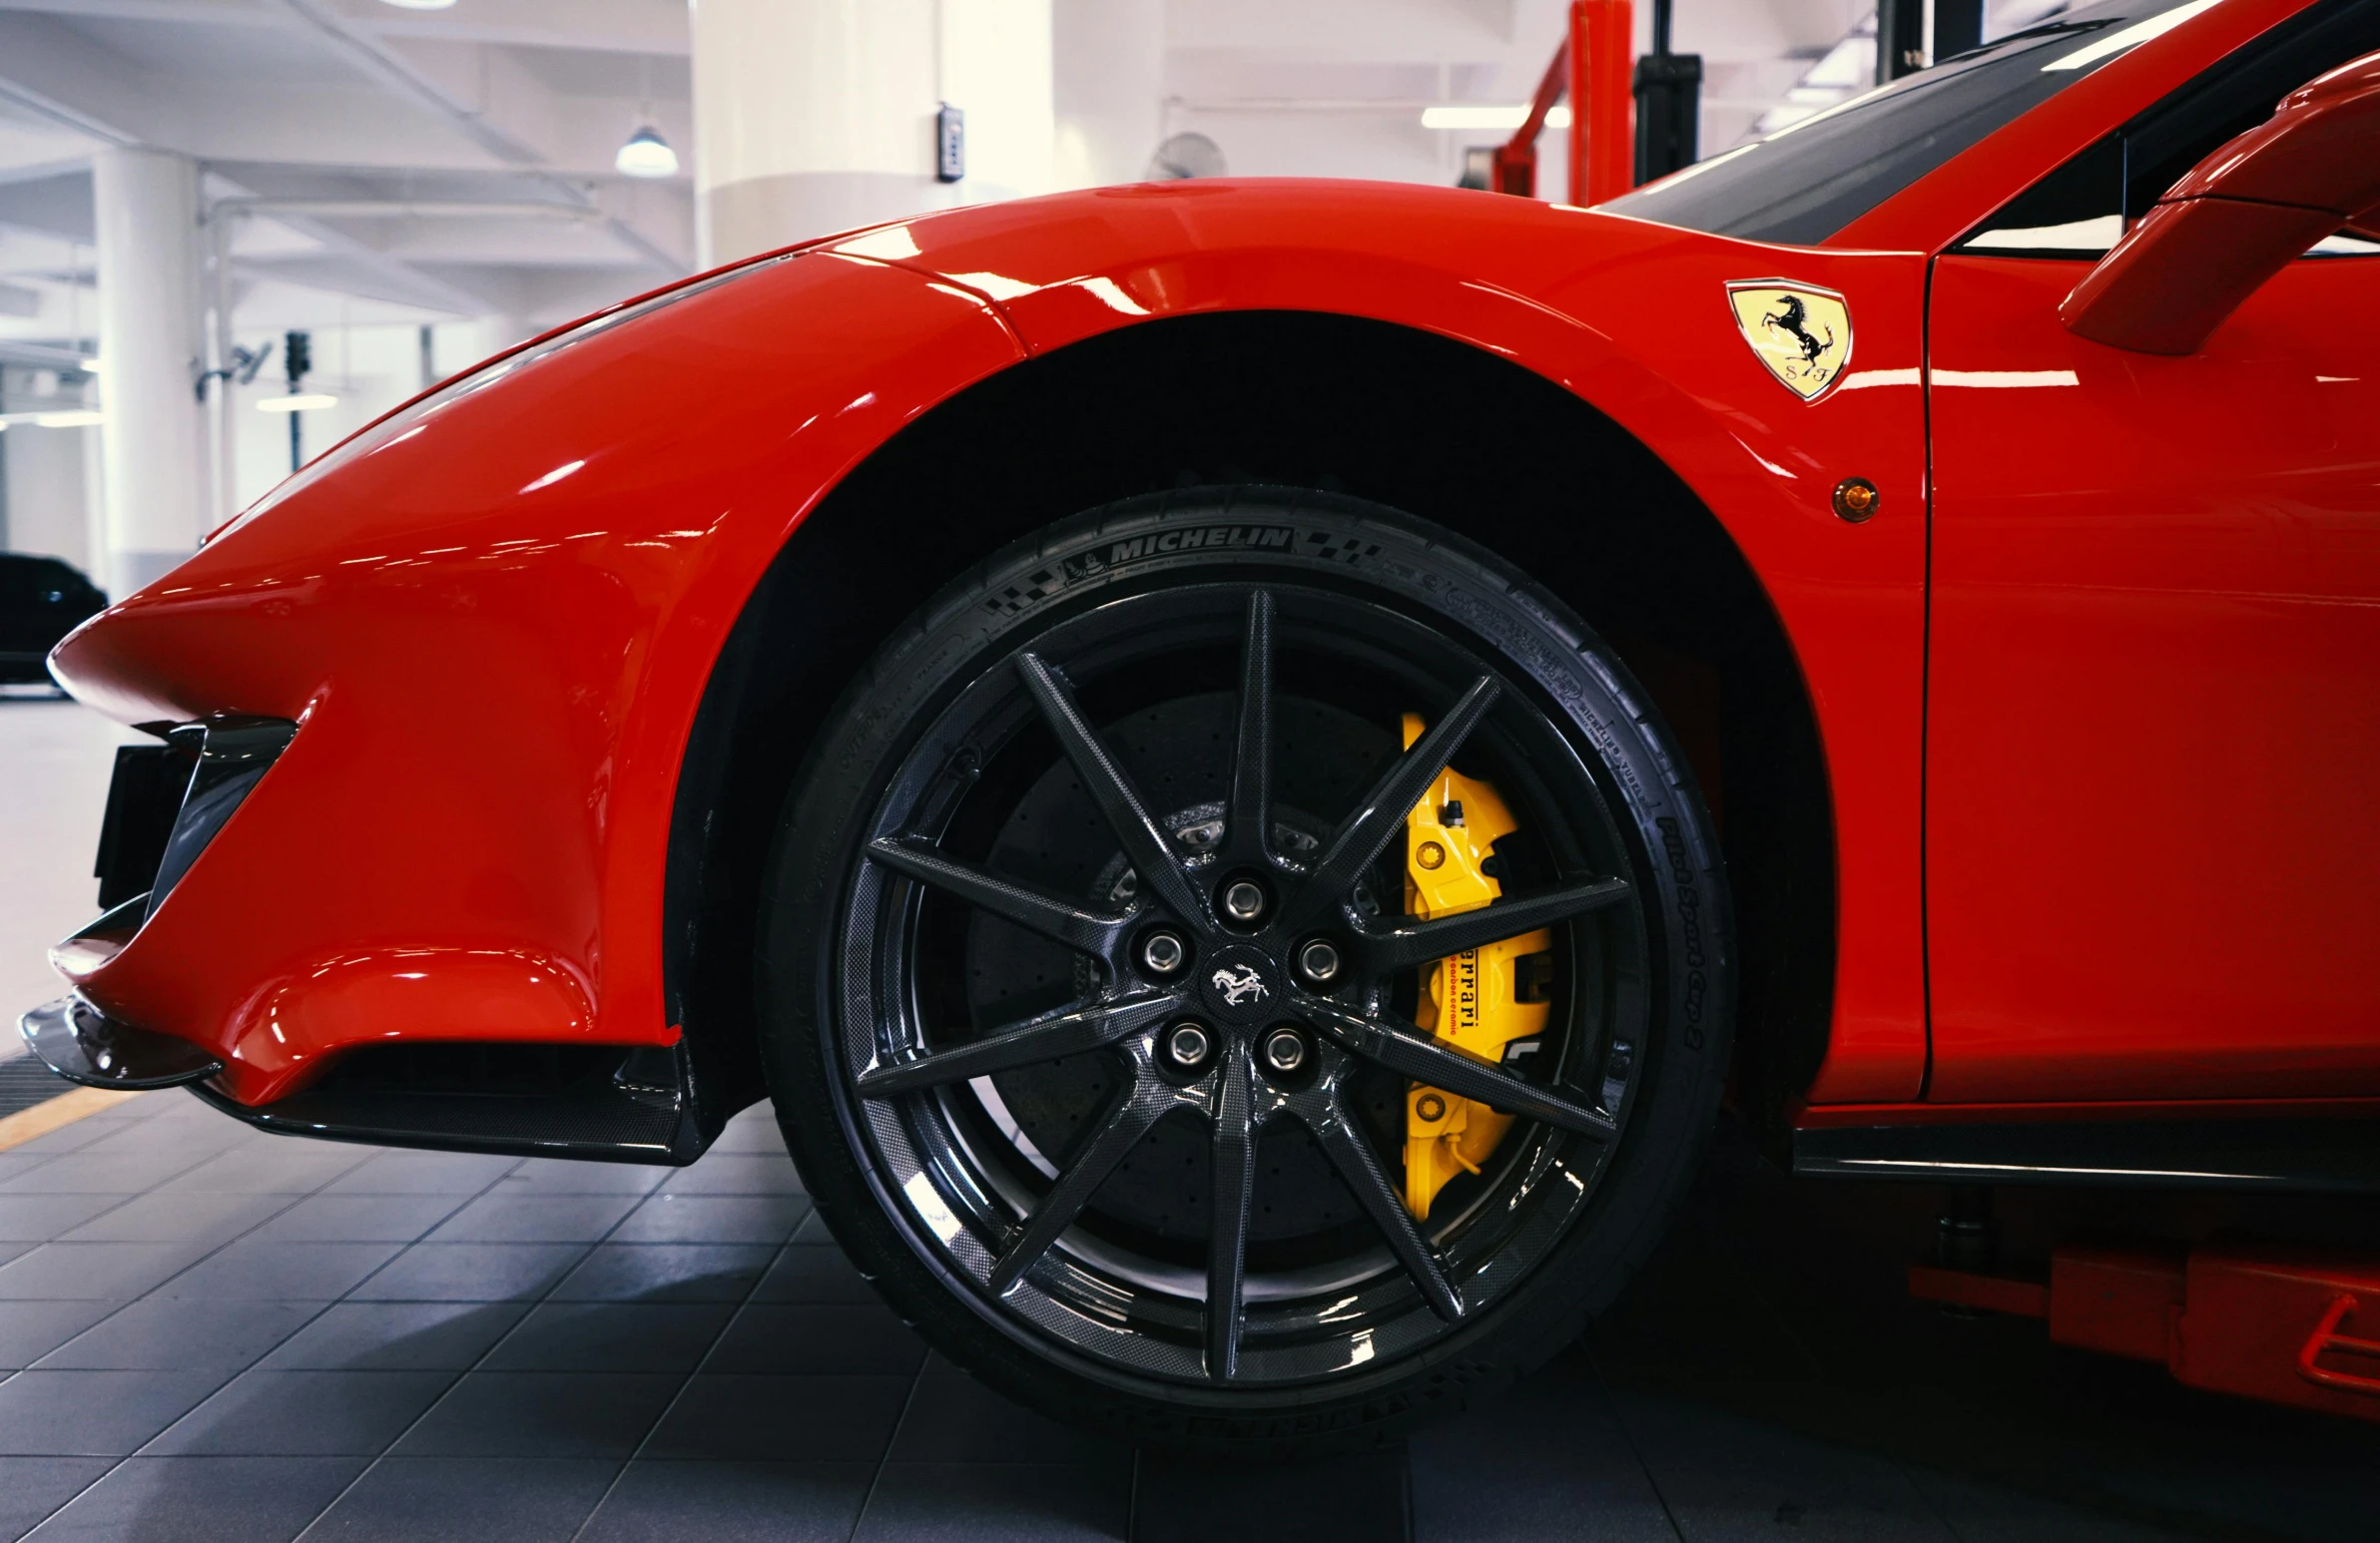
[22,0,2379,1453]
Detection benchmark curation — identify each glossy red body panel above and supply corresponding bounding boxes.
[52,254,1025,1102]
[40,0,2377,1127]
[1926,253,2380,1101]
[833,191,1934,1102]
[53,182,1932,1107]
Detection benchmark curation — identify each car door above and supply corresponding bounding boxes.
[1924,8,2380,1102]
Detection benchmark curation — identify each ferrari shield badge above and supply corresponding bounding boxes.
[1726,281,1853,401]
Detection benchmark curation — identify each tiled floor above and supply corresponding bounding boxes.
[8,698,2380,1540]
[3,1089,2378,1542]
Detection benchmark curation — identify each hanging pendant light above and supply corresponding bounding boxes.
[616,127,679,179]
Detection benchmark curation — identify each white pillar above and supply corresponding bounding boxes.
[1053,0,1164,189]
[691,0,1054,267]
[93,148,207,598]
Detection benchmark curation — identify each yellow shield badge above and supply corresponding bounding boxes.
[1726,281,1853,402]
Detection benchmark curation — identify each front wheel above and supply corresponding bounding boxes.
[759,490,1731,1455]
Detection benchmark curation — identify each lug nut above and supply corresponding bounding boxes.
[1220,878,1267,923]
[1140,930,1188,977]
[1164,1022,1212,1069]
[1261,1026,1308,1074]
[1296,938,1342,985]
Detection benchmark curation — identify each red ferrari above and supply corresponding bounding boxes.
[22,0,2380,1453]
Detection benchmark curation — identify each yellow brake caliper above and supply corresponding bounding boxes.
[1400,713,1553,1220]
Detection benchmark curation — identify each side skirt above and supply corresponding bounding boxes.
[1792,1116,2380,1193]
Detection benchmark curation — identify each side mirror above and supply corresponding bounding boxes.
[2061,49,2380,355]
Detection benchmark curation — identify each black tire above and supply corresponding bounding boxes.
[758,489,1732,1457]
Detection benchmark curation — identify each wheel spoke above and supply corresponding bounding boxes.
[1016,652,1212,927]
[1226,591,1275,864]
[866,837,1132,957]
[1288,674,1500,927]
[988,1069,1179,1294]
[1354,878,1631,973]
[1206,1040,1258,1381]
[857,994,1179,1097]
[1304,1100,1463,1320]
[1299,997,1617,1141]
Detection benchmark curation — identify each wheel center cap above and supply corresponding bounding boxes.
[1199,943,1281,1025]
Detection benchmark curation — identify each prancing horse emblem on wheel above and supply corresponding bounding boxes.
[1211,965,1268,1007]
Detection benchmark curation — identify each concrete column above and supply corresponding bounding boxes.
[1053,0,1164,189]
[691,0,1053,266]
[93,148,207,598]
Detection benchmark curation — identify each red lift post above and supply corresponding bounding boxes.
[1914,1241,2380,1421]
[1492,0,1635,205]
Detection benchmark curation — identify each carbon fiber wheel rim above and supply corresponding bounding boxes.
[830,580,1653,1387]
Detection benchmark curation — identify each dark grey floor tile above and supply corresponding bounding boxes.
[157,1145,369,1194]
[705,1303,926,1376]
[0,1243,26,1270]
[704,1113,789,1154]
[1133,1451,1403,1543]
[0,1195,125,1244]
[482,1301,734,1372]
[1607,1388,1958,1543]
[0,1153,199,1195]
[1904,1470,2196,1543]
[0,1369,232,1455]
[858,1461,1131,1542]
[298,1456,617,1543]
[612,1195,810,1246]
[346,1244,587,1302]
[257,1301,529,1371]
[247,1196,462,1244]
[891,1373,1126,1463]
[0,1300,118,1370]
[321,1152,521,1196]
[162,1242,404,1300]
[0,1456,114,1542]
[0,1123,126,1160]
[643,1374,913,1462]
[495,1161,669,1197]
[0,1243,209,1301]
[59,1118,247,1156]
[1410,1347,1676,1543]
[36,1297,318,1370]
[22,1454,365,1542]
[577,1459,875,1543]
[659,1154,805,1196]
[144,1368,453,1455]
[423,1193,644,1245]
[56,1191,288,1245]
[791,1211,835,1244]
[750,1245,879,1305]
[392,1371,681,1457]
[550,1245,775,1303]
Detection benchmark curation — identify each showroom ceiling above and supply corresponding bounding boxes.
[0,0,2034,344]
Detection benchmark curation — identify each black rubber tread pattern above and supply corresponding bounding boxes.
[756,487,1735,1458]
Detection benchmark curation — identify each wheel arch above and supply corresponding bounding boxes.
[664,308,1836,1137]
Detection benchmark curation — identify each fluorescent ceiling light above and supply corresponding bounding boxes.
[1422,104,1572,131]
[259,394,338,413]
[377,0,458,9]
[35,410,103,428]
[615,127,680,179]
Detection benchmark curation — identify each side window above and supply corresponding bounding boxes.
[1957,0,2380,257]
[0,559,35,608]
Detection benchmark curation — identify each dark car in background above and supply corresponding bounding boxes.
[0,554,105,687]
